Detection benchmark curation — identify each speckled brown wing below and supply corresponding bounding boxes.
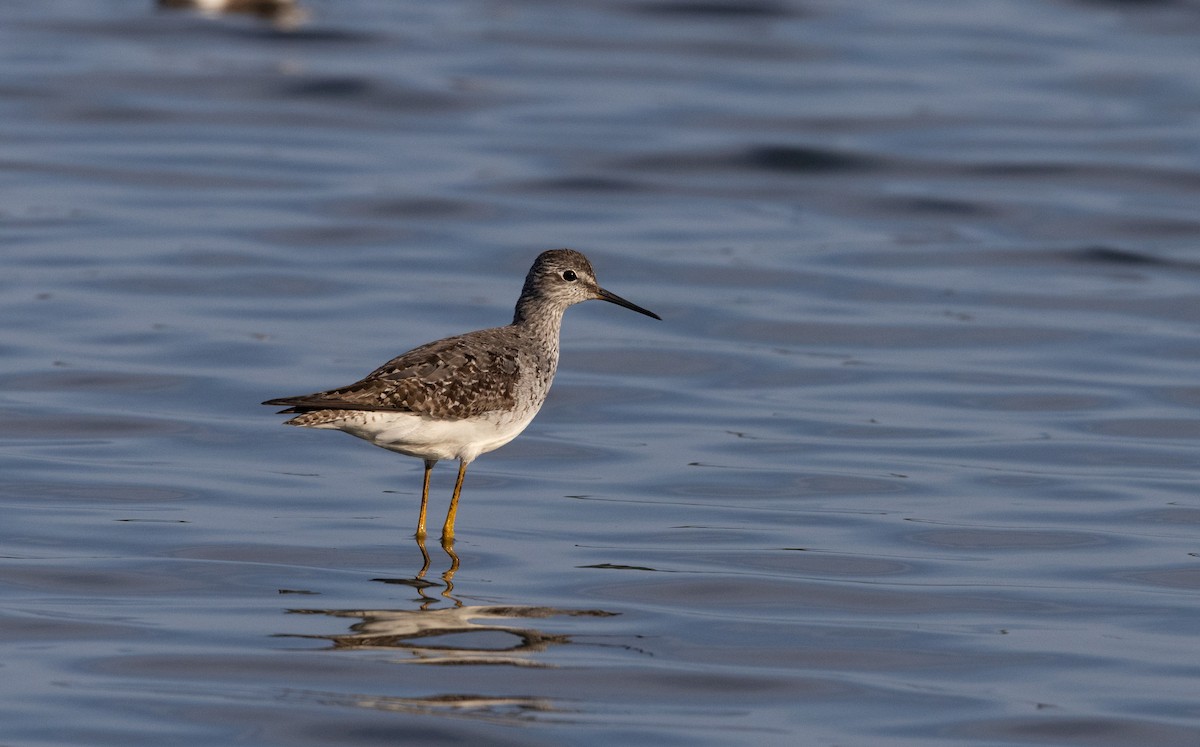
[264,327,522,419]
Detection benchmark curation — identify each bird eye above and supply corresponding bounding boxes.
[561,270,578,282]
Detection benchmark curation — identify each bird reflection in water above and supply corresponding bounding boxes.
[280,538,621,668]
[279,690,561,723]
[391,534,462,607]
[286,604,617,667]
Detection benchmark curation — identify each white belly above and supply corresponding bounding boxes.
[298,408,540,463]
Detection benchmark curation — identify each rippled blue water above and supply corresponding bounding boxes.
[3,1,1200,744]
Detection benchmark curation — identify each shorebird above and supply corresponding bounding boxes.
[263,249,660,541]
[158,0,309,29]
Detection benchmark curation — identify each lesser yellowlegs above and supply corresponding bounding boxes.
[263,249,660,541]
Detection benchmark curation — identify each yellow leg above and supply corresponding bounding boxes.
[416,459,435,539]
[441,460,469,541]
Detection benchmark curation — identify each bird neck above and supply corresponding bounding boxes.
[511,296,567,342]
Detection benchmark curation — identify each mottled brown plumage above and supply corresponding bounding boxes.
[267,327,531,420]
[263,249,660,542]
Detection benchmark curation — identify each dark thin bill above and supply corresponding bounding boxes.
[596,287,661,320]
